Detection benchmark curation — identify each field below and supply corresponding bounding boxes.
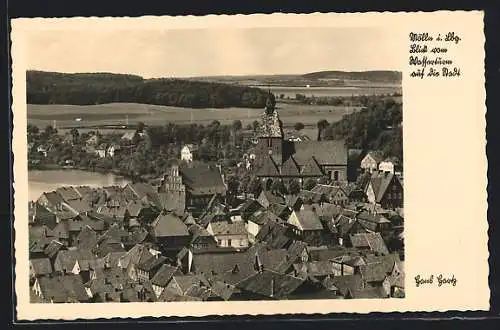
[28,102,360,135]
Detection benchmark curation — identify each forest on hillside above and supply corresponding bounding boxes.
[26,71,269,108]
[321,98,403,160]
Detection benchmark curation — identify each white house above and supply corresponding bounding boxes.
[180,144,195,163]
[378,160,395,174]
[360,151,384,173]
[107,144,120,157]
[206,221,249,249]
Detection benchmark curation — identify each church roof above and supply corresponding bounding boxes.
[300,157,324,177]
[293,140,348,166]
[280,157,301,177]
[256,109,283,138]
[256,156,280,177]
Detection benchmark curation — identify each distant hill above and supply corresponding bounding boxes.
[301,70,402,83]
[26,71,269,108]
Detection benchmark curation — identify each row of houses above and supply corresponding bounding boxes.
[29,173,404,303]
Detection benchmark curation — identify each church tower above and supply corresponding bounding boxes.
[255,91,284,166]
[159,163,186,215]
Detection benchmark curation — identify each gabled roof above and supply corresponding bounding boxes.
[364,151,385,164]
[180,165,226,196]
[56,187,81,202]
[300,157,324,177]
[151,264,179,287]
[350,232,389,255]
[293,140,348,166]
[280,157,301,177]
[248,209,281,226]
[65,199,93,214]
[76,225,98,251]
[293,261,337,278]
[359,262,389,283]
[36,274,89,302]
[255,221,294,249]
[268,203,291,220]
[369,171,400,203]
[43,240,65,259]
[118,244,154,269]
[291,210,324,231]
[30,258,53,276]
[311,184,345,197]
[54,249,94,273]
[208,221,247,236]
[256,156,280,177]
[260,190,286,205]
[137,255,167,272]
[236,269,304,299]
[151,213,189,237]
[38,191,64,206]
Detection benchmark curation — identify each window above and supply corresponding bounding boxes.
[333,171,339,181]
[268,139,272,148]
[227,239,232,246]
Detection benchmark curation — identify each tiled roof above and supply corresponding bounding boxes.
[369,171,399,203]
[151,213,189,237]
[236,269,304,299]
[350,232,389,255]
[300,157,324,177]
[328,274,364,297]
[180,165,226,196]
[36,274,89,302]
[75,225,98,251]
[56,187,81,201]
[38,191,65,207]
[292,210,324,231]
[293,261,337,278]
[30,258,53,276]
[293,140,348,166]
[208,221,247,236]
[255,221,294,249]
[118,244,154,269]
[280,157,301,177]
[249,209,281,226]
[43,240,64,259]
[268,203,291,220]
[137,255,167,272]
[54,249,94,273]
[359,262,389,283]
[151,264,179,287]
[260,190,285,205]
[256,156,280,177]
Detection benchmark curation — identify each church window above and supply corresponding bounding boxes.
[334,171,339,181]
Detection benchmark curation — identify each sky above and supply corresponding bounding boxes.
[25,27,402,78]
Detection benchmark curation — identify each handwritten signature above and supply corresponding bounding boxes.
[415,274,457,287]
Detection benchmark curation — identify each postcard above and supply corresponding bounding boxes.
[11,11,488,320]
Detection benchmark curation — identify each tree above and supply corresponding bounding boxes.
[44,125,56,137]
[304,178,317,190]
[27,124,39,136]
[232,120,243,132]
[271,180,287,195]
[70,128,80,142]
[227,175,240,196]
[252,120,260,132]
[316,119,329,141]
[294,122,305,131]
[248,177,263,197]
[136,122,146,133]
[288,180,301,195]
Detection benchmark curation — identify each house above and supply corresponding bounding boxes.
[350,232,390,256]
[150,212,190,254]
[29,202,57,228]
[151,264,180,298]
[247,210,282,243]
[53,249,94,275]
[37,191,65,213]
[180,144,196,163]
[95,144,108,158]
[356,211,393,236]
[188,224,218,250]
[117,244,155,281]
[178,164,227,215]
[236,269,304,300]
[36,145,48,157]
[56,187,82,202]
[310,184,349,206]
[360,151,384,173]
[378,157,402,175]
[206,220,249,249]
[162,274,212,301]
[85,134,100,147]
[29,258,53,282]
[287,210,326,246]
[32,274,90,303]
[257,190,285,209]
[365,171,404,209]
[136,255,168,283]
[121,131,136,141]
[107,144,120,157]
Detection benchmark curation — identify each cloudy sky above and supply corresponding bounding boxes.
[24,26,402,78]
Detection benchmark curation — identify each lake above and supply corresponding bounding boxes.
[257,85,403,98]
[28,169,131,202]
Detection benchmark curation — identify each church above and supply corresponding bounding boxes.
[254,92,348,186]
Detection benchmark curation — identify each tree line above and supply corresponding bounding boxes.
[27,71,269,109]
[319,98,403,160]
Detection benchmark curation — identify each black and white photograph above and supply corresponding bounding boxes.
[12,12,488,318]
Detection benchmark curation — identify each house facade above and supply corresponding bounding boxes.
[180,145,195,163]
[360,151,384,173]
[365,171,404,209]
